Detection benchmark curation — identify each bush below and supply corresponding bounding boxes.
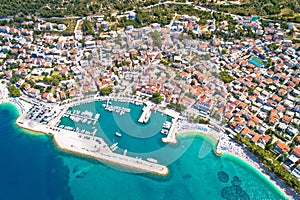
[7,83,21,97]
[100,87,113,96]
[152,92,164,103]
[167,103,186,112]
[219,71,234,83]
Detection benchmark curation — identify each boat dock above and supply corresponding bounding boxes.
[162,109,181,144]
[16,116,168,176]
[162,118,178,144]
[62,109,100,126]
[138,102,152,124]
[103,104,131,115]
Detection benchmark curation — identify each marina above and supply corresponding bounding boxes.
[14,97,175,176]
[62,109,100,126]
[102,99,131,116]
[56,98,173,154]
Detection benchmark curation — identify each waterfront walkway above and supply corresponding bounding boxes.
[54,129,168,175]
[16,116,168,176]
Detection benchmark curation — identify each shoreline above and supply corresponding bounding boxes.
[10,101,169,176]
[215,136,296,200]
[0,100,23,115]
[220,152,290,199]
[177,128,296,199]
[176,130,219,145]
[0,102,296,198]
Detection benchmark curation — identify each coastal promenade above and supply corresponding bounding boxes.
[65,95,145,107]
[16,115,168,176]
[177,124,223,141]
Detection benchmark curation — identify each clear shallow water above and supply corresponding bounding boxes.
[0,103,287,200]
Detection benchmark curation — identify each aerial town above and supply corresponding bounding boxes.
[0,1,300,197]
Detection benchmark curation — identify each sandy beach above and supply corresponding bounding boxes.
[216,136,298,200]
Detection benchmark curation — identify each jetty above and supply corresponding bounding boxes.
[138,102,152,124]
[16,116,168,176]
[54,130,168,175]
[162,109,181,144]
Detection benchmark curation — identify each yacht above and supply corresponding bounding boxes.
[111,145,118,152]
[115,132,122,137]
[110,142,118,150]
[147,158,158,163]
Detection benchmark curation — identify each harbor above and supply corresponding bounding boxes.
[9,95,193,177]
[16,116,169,176]
[13,96,176,176]
[2,101,291,199]
[55,98,173,153]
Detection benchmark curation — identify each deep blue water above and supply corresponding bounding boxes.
[0,103,73,200]
[0,103,288,200]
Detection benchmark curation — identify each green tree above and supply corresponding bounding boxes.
[219,71,234,83]
[152,92,164,103]
[7,83,21,97]
[100,87,113,96]
[221,48,227,54]
[82,20,94,35]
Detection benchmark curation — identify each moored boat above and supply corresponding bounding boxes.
[110,142,118,150]
[115,132,122,137]
[147,158,158,163]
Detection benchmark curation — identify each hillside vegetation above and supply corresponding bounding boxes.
[0,0,299,23]
[210,0,300,22]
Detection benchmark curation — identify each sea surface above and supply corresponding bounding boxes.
[0,103,288,200]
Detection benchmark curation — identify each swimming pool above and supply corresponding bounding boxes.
[248,57,265,67]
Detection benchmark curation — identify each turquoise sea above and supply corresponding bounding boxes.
[0,103,288,200]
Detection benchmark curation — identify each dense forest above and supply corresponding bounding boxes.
[0,0,299,23]
[0,0,93,18]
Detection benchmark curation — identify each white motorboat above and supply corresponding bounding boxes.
[110,142,118,150]
[115,132,122,137]
[147,158,158,163]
